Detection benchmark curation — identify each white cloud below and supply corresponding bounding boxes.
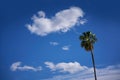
[10,62,42,72]
[62,45,70,51]
[79,19,87,25]
[45,62,56,71]
[43,64,120,80]
[50,42,59,46]
[10,62,21,71]
[26,7,85,36]
[45,62,88,74]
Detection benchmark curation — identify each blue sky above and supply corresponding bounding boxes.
[0,0,120,80]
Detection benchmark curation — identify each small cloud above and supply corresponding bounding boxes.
[79,19,87,25]
[10,62,21,71]
[45,61,87,74]
[62,45,70,51]
[10,62,42,72]
[26,7,86,36]
[50,42,59,46]
[45,62,56,71]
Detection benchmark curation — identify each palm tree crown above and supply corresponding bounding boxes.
[79,31,97,51]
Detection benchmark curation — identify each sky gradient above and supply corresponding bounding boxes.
[0,0,120,80]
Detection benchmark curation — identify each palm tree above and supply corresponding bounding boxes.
[79,31,97,80]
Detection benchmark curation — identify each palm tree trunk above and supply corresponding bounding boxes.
[91,50,97,80]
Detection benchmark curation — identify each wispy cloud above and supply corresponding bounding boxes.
[43,63,120,80]
[26,7,86,36]
[50,42,59,46]
[62,45,70,51]
[45,62,87,74]
[79,19,87,25]
[10,62,42,72]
